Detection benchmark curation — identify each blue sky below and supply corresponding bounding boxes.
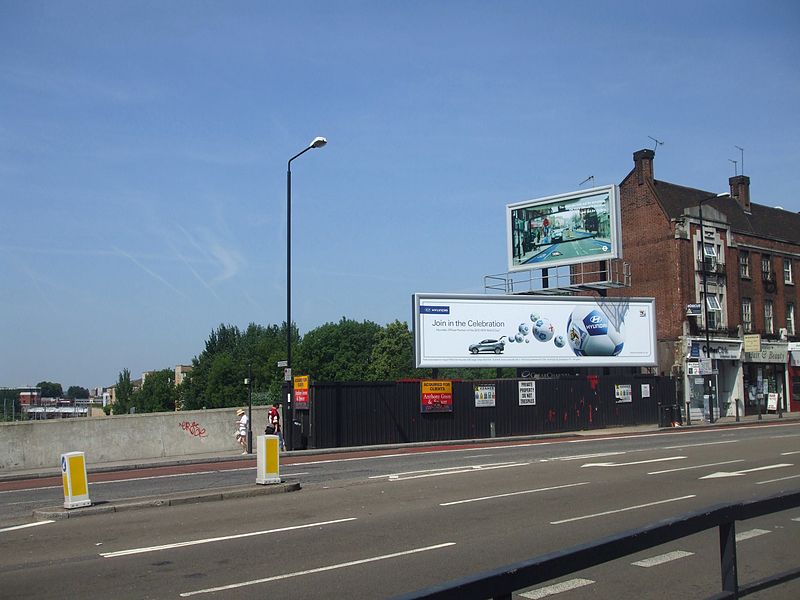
[2,1,799,389]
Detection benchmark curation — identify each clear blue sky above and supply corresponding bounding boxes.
[2,1,799,389]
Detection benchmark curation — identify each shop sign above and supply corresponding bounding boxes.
[687,340,741,360]
[743,334,761,353]
[767,393,778,411]
[743,341,788,364]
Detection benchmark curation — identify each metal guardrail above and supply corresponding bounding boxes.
[392,490,800,600]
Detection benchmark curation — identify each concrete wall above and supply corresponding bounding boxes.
[0,407,270,472]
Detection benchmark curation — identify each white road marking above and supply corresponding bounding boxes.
[632,550,694,567]
[700,464,793,479]
[463,454,494,459]
[0,485,62,495]
[736,528,771,542]
[370,462,530,481]
[0,520,54,533]
[770,434,800,439]
[100,518,357,558]
[540,452,625,462]
[519,578,595,598]
[780,450,800,456]
[648,459,745,475]
[551,495,696,525]
[792,517,800,522]
[756,473,800,485]
[179,542,457,597]
[660,440,738,449]
[581,456,686,468]
[440,482,590,506]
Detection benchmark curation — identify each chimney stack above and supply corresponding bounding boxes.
[729,175,751,213]
[633,149,654,185]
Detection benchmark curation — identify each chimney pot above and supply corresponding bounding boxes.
[729,175,751,213]
[633,149,655,185]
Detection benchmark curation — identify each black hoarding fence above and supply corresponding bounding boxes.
[306,375,672,450]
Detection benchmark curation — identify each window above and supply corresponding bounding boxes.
[703,293,722,329]
[742,298,753,333]
[765,300,774,334]
[762,255,773,281]
[739,251,750,278]
[788,303,796,336]
[784,258,793,285]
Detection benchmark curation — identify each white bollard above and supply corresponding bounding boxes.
[256,435,281,485]
[61,452,91,509]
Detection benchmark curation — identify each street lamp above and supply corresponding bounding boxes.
[286,136,327,450]
[697,192,729,423]
[244,363,252,454]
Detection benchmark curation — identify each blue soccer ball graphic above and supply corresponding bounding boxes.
[566,306,624,356]
[532,317,555,342]
[554,335,565,348]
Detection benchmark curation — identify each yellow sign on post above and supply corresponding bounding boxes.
[61,452,91,509]
[256,435,281,485]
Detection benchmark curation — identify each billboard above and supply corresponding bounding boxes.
[507,185,621,272]
[413,293,656,368]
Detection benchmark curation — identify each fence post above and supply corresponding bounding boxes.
[719,521,739,596]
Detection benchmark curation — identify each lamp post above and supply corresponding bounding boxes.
[286,136,327,450]
[245,363,252,454]
[697,192,729,423]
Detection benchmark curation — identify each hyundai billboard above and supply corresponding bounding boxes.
[413,293,656,368]
[507,184,621,272]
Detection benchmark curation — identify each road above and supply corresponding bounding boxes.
[1,422,799,599]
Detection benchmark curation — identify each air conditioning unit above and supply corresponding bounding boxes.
[779,328,788,340]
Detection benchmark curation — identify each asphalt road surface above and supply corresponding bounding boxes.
[1,422,799,599]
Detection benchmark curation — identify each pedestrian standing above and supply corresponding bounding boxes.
[266,402,285,451]
[235,408,248,454]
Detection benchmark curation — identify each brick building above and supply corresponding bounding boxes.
[615,149,800,419]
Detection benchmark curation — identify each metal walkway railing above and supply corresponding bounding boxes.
[393,490,800,600]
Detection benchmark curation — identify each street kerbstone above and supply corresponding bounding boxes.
[32,481,300,521]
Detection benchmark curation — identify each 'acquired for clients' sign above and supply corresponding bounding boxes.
[421,380,453,413]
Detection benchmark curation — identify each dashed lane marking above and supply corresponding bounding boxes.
[179,542,457,597]
[551,495,696,525]
[519,578,595,599]
[632,550,694,567]
[648,459,744,475]
[440,482,589,506]
[736,529,771,542]
[100,518,357,558]
[0,520,54,533]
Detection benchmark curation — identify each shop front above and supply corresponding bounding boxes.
[684,338,743,421]
[789,342,800,413]
[742,341,789,416]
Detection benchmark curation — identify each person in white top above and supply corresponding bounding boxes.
[235,409,249,454]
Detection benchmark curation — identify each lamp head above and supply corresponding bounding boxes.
[309,137,327,149]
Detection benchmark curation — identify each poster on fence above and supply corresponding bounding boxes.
[474,384,496,407]
[421,380,453,413]
[518,380,536,405]
[615,384,632,403]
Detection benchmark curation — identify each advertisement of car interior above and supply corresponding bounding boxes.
[413,293,657,368]
[507,184,622,272]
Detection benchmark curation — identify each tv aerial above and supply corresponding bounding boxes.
[648,136,664,153]
[728,159,738,176]
[579,175,595,187]
[735,145,744,174]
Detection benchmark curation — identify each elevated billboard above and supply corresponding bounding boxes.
[413,293,656,368]
[507,184,621,272]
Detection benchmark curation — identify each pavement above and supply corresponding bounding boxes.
[9,411,798,521]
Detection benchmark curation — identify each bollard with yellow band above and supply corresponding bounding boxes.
[256,435,281,485]
[61,451,91,509]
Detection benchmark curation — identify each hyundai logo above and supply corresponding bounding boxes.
[589,315,602,323]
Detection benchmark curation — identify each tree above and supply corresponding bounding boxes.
[367,320,417,381]
[66,386,90,399]
[296,318,381,382]
[112,369,134,415]
[134,369,176,412]
[36,381,63,398]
